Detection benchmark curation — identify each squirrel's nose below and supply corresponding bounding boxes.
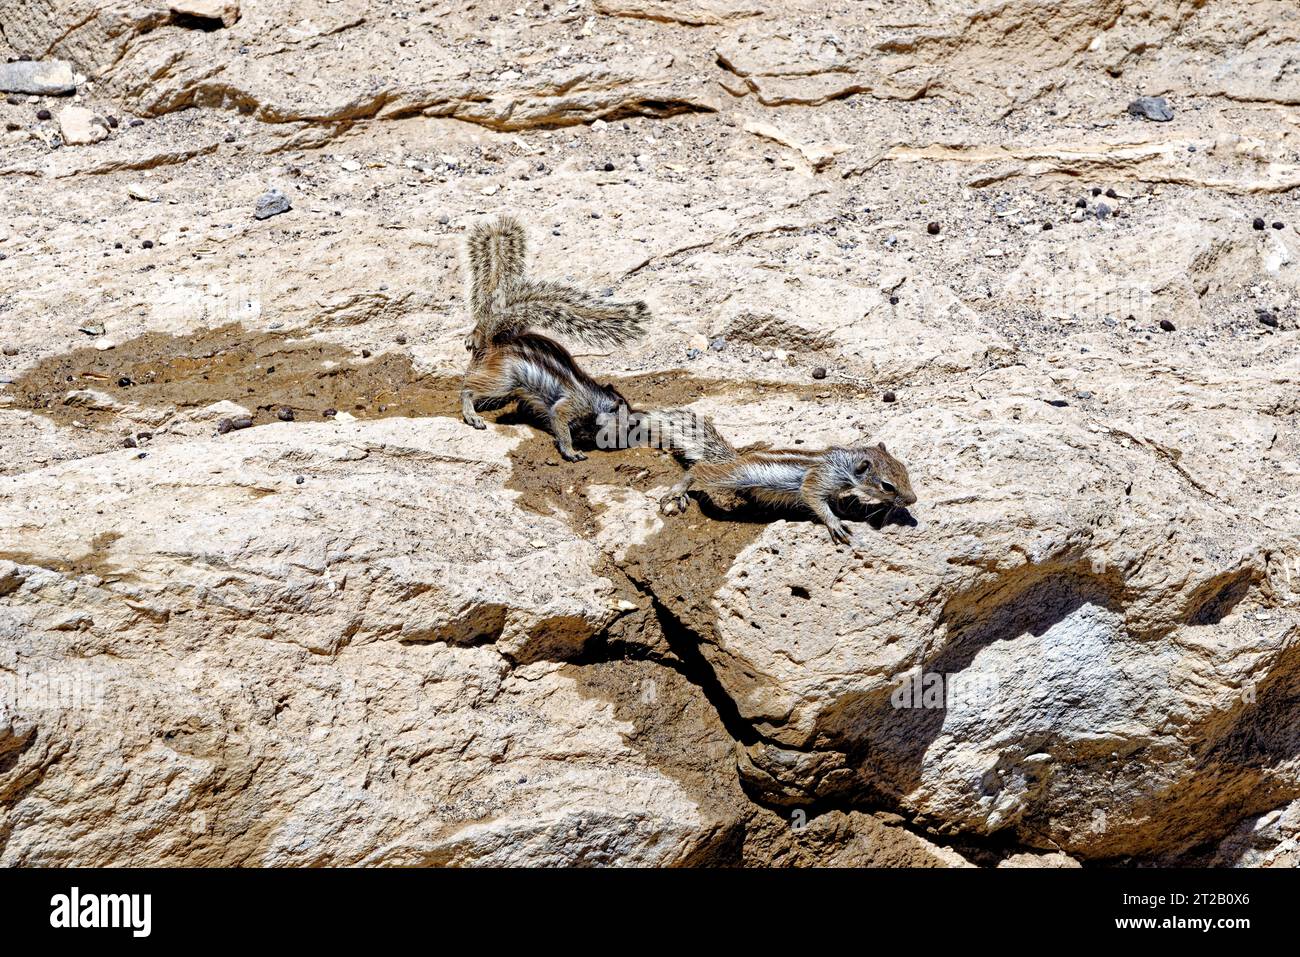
[898,491,917,507]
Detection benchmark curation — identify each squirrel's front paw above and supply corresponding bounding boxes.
[463,413,487,430]
[560,448,588,462]
[826,521,853,546]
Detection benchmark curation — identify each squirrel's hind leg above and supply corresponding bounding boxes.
[461,351,515,430]
[660,470,695,515]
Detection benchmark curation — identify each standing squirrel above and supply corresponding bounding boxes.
[637,409,917,545]
[459,216,650,461]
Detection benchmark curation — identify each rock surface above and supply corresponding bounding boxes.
[0,59,76,95]
[57,106,110,146]
[0,0,1298,867]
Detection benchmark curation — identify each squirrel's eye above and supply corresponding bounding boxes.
[880,481,896,494]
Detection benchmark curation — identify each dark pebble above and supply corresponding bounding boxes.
[107,116,119,129]
[1091,187,1102,196]
[1105,188,1118,198]
[602,161,614,171]
[1042,222,1053,230]
[322,408,337,417]
[1159,319,1176,332]
[117,376,132,387]
[142,240,154,249]
[926,221,940,235]
[1273,222,1284,230]
[811,366,827,380]
[224,133,236,143]
[395,334,407,345]
[277,407,295,422]
[1257,310,1279,328]
[361,349,371,358]
[1046,398,1069,408]
[217,415,253,434]
[1253,218,1265,230]
[123,436,137,449]
[882,390,896,403]
[36,108,51,121]
[5,96,18,106]
[889,295,899,305]
[295,476,305,485]
[129,118,144,127]
[1075,198,1087,208]
[437,214,449,225]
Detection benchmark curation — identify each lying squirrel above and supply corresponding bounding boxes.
[459,216,650,461]
[638,409,917,545]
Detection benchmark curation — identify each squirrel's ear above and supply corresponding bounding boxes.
[877,441,887,453]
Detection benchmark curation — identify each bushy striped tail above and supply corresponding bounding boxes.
[637,409,737,464]
[493,279,648,347]
[465,215,527,348]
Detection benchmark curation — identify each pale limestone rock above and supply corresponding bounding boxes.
[58,106,110,146]
[171,0,241,27]
[0,60,76,95]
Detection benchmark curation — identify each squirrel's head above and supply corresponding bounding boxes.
[843,442,917,509]
[591,385,636,436]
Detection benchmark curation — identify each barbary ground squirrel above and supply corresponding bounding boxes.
[633,409,917,545]
[459,215,650,461]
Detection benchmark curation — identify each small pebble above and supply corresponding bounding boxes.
[811,366,827,380]
[889,295,899,305]
[395,334,407,345]
[1096,202,1112,219]
[926,221,940,235]
[1,345,17,357]
[882,390,896,403]
[277,407,295,422]
[36,108,51,120]
[1042,222,1053,231]
[253,188,291,221]
[123,436,137,449]
[217,415,254,434]
[1273,222,1284,230]
[107,115,119,128]
[602,161,614,172]
[323,408,337,417]
[142,239,154,249]
[117,376,131,387]
[437,214,450,225]
[686,348,701,360]
[1159,319,1176,332]
[1091,187,1102,196]
[1127,95,1174,122]
[1253,218,1266,230]
[1256,310,1279,328]
[1075,198,1087,208]
[1104,188,1118,199]
[361,349,372,358]
[295,476,305,485]
[129,118,144,127]
[709,337,726,352]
